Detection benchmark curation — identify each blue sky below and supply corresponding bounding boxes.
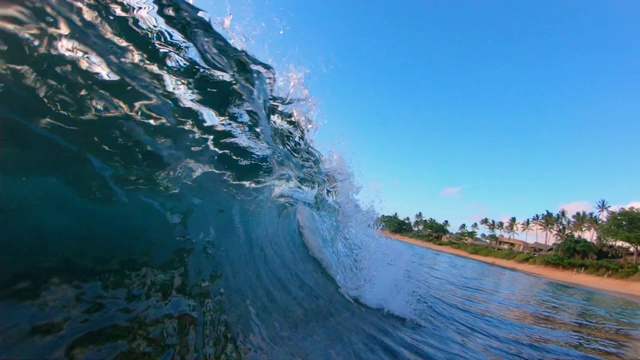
[199,0,640,228]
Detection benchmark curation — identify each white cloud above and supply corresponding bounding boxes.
[557,201,592,214]
[611,201,640,212]
[556,200,640,215]
[440,186,462,198]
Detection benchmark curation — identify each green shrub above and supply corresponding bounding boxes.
[477,248,491,257]
[514,254,533,263]
[592,261,619,272]
[596,268,609,277]
[407,238,637,277]
[538,254,566,267]
[616,268,639,279]
[467,247,481,255]
[584,267,597,275]
[505,251,519,260]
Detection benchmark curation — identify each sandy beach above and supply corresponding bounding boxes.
[380,231,640,300]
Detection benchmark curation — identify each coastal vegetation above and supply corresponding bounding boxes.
[376,200,640,279]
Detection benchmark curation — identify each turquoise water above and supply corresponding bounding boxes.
[0,0,639,358]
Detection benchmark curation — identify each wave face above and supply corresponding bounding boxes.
[1,1,640,359]
[0,0,403,358]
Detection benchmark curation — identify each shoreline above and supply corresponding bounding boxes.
[379,231,640,301]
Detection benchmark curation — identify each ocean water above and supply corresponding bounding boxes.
[0,0,639,359]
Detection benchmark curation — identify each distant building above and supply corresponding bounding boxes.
[467,237,490,247]
[527,242,553,254]
[492,236,527,252]
[490,236,554,254]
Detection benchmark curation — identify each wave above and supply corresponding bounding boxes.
[3,1,639,359]
[0,0,421,358]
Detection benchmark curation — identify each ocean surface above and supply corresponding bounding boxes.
[1,0,639,359]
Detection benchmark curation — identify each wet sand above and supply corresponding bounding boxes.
[380,231,640,301]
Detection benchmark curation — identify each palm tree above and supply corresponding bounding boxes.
[586,212,601,244]
[531,214,541,243]
[554,224,570,242]
[459,223,467,232]
[506,217,518,239]
[443,220,450,231]
[571,211,587,238]
[520,218,533,242]
[556,209,569,228]
[413,212,424,232]
[496,221,505,236]
[480,217,490,234]
[595,199,611,220]
[542,211,555,245]
[471,222,479,232]
[488,220,496,235]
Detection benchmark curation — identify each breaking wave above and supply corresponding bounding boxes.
[1,1,639,359]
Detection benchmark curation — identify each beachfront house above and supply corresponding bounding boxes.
[527,242,553,255]
[466,237,490,247]
[492,236,528,252]
[490,237,553,255]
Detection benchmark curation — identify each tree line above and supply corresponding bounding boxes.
[377,199,640,264]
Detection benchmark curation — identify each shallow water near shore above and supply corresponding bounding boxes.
[1,0,640,358]
[373,237,640,359]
